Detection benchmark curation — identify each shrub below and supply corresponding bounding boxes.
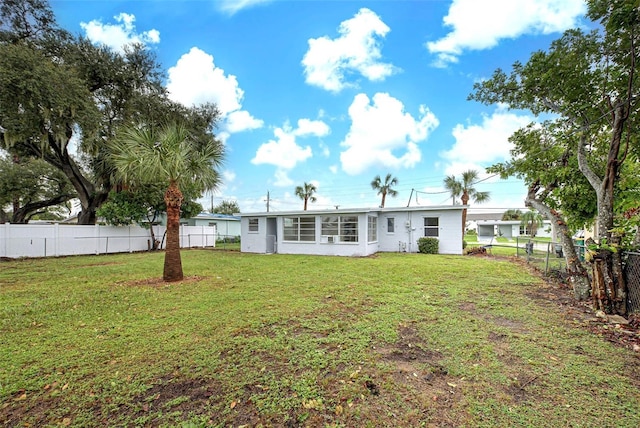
[463,240,468,249]
[418,237,439,254]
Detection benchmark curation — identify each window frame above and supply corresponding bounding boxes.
[423,217,439,237]
[248,218,259,233]
[283,216,316,242]
[368,215,377,243]
[321,215,359,243]
[387,217,395,234]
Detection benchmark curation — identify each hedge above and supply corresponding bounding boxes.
[418,237,439,254]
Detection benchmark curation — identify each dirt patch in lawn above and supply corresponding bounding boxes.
[116,275,206,287]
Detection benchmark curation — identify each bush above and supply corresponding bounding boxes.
[463,240,468,249]
[418,237,439,254]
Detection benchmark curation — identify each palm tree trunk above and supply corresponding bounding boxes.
[163,180,184,282]
[460,191,469,235]
[381,192,386,208]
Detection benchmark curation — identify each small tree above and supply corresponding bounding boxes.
[520,210,544,238]
[371,173,398,208]
[295,182,317,211]
[212,200,240,215]
[502,209,523,221]
[443,170,490,235]
[110,123,224,281]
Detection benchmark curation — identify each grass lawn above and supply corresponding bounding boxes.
[1,250,639,427]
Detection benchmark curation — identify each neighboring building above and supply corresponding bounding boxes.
[238,206,465,256]
[476,219,555,241]
[184,213,241,238]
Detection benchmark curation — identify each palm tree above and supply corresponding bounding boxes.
[111,123,224,282]
[443,169,490,234]
[502,209,523,221]
[520,209,544,238]
[295,182,317,211]
[371,173,398,208]
[443,174,462,205]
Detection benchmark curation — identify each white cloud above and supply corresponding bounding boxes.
[251,118,330,173]
[166,47,263,135]
[217,0,273,15]
[426,0,586,67]
[302,8,398,92]
[294,119,330,137]
[441,107,532,175]
[274,169,294,187]
[339,93,439,175]
[252,127,312,170]
[222,170,237,183]
[329,165,338,174]
[226,110,264,133]
[80,13,160,54]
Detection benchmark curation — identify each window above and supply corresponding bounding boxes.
[387,217,395,233]
[248,218,259,233]
[368,216,377,242]
[321,215,359,243]
[424,217,439,237]
[283,217,316,241]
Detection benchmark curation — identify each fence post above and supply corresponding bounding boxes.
[54,223,60,257]
[545,241,551,274]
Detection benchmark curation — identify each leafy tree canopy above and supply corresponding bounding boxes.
[212,200,240,215]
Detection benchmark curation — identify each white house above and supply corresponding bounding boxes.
[184,213,241,239]
[476,219,555,241]
[239,206,465,256]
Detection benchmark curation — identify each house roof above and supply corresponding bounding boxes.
[237,205,466,217]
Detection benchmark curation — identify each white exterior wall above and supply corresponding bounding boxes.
[190,218,240,237]
[241,216,268,253]
[0,224,216,258]
[240,207,464,256]
[378,209,463,255]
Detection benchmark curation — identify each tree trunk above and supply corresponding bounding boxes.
[163,181,184,282]
[381,192,386,208]
[41,132,110,225]
[526,190,590,300]
[11,194,74,224]
[460,191,469,235]
[576,101,628,315]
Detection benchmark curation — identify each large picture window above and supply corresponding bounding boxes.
[321,215,359,242]
[368,216,377,242]
[424,217,439,237]
[248,218,259,233]
[283,217,316,241]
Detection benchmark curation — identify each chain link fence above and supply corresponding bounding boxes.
[624,252,640,315]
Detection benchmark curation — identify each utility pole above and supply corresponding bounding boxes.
[265,191,270,212]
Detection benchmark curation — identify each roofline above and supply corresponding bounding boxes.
[237,205,467,217]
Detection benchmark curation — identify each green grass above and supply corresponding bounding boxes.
[1,250,638,427]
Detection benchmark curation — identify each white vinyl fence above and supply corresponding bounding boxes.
[0,223,217,259]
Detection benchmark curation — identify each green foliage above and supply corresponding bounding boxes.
[444,170,491,206]
[417,237,439,254]
[520,209,544,238]
[294,182,317,210]
[0,0,223,224]
[97,190,154,227]
[501,209,523,221]
[212,200,240,215]
[370,173,398,208]
[0,155,74,223]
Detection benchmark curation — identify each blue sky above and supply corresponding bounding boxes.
[51,0,588,213]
